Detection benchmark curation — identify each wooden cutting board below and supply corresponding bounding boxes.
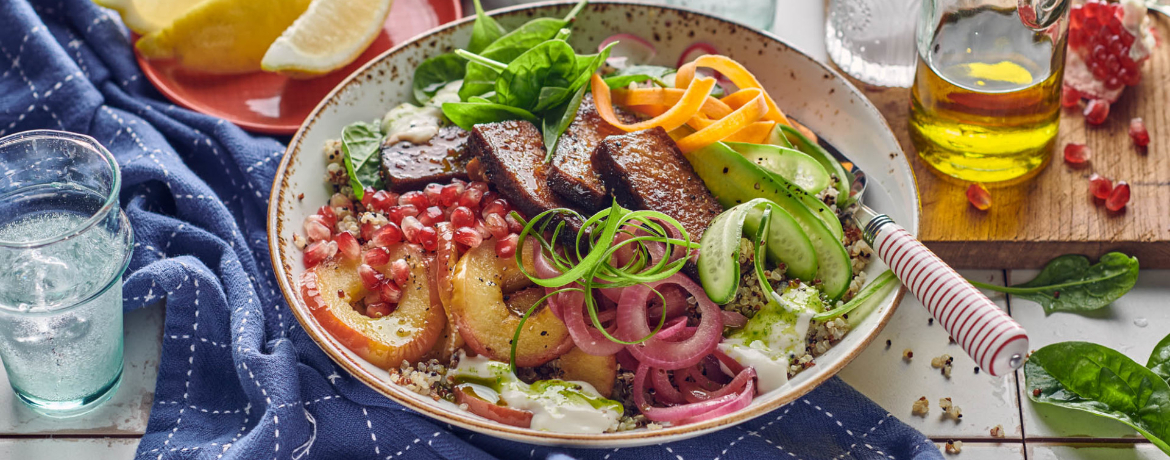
[843,15,1170,269]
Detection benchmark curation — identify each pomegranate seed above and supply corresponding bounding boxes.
[450,206,476,228]
[400,191,429,209]
[1063,143,1090,165]
[481,199,510,218]
[440,182,465,207]
[363,247,390,266]
[1106,181,1130,211]
[1084,99,1109,125]
[1089,173,1113,199]
[484,213,510,240]
[424,183,444,205]
[418,225,439,251]
[360,187,377,209]
[401,216,424,243]
[453,226,484,248]
[360,222,377,241]
[364,291,383,306]
[474,219,493,239]
[387,205,420,225]
[418,206,444,227]
[966,183,992,211]
[496,234,519,258]
[505,213,524,233]
[1129,118,1150,147]
[304,215,333,242]
[329,194,353,210]
[303,240,337,268]
[459,186,484,209]
[380,282,403,305]
[389,259,411,286]
[1061,86,1080,108]
[482,191,499,207]
[317,206,337,228]
[371,223,403,247]
[358,264,385,290]
[366,302,392,318]
[369,190,397,213]
[334,232,361,261]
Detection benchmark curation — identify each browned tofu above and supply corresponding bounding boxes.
[592,127,723,239]
[466,120,581,232]
[546,94,634,212]
[380,125,469,192]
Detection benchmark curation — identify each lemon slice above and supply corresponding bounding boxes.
[135,0,312,74]
[261,0,394,78]
[93,0,206,34]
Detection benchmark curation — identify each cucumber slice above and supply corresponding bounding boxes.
[687,142,852,300]
[726,142,831,195]
[698,198,818,304]
[780,124,854,208]
[764,124,795,149]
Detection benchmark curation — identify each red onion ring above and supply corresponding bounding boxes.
[561,288,626,356]
[720,310,749,328]
[617,275,723,370]
[633,364,739,422]
[679,366,757,403]
[675,378,755,425]
[651,368,687,405]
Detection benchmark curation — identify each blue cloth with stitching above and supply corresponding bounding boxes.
[0,1,943,458]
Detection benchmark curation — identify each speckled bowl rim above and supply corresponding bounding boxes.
[268,0,918,447]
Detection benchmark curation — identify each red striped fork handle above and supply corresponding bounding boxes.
[867,218,1028,377]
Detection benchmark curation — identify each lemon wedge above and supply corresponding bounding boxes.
[261,0,394,78]
[93,0,205,34]
[135,0,312,74]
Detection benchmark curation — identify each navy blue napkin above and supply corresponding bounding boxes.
[0,1,943,458]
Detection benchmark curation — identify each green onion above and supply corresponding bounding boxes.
[812,270,897,322]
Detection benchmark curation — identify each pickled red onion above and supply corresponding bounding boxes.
[617,274,723,370]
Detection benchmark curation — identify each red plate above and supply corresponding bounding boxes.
[137,0,462,135]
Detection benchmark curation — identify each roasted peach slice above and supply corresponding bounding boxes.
[450,238,572,367]
[558,347,617,398]
[300,244,445,369]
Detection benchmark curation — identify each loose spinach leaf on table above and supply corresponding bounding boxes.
[412,53,465,104]
[968,252,1138,314]
[1025,341,1170,454]
[1149,333,1170,383]
[441,101,538,131]
[541,85,587,157]
[468,0,506,54]
[340,121,384,201]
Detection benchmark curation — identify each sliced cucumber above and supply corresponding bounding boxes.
[687,142,852,300]
[698,198,817,304]
[780,124,854,208]
[726,142,831,195]
[764,123,795,149]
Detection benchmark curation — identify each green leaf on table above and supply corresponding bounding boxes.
[412,53,465,104]
[1025,341,1170,455]
[495,40,578,111]
[1149,333,1170,384]
[468,0,507,54]
[441,101,538,131]
[968,252,1139,315]
[541,85,587,158]
[340,121,384,201]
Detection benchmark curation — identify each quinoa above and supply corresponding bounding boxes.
[389,358,453,402]
[939,397,962,421]
[911,396,930,416]
[990,425,1005,438]
[931,354,954,378]
[944,440,962,454]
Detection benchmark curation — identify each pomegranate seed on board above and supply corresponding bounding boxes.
[387,205,419,225]
[303,240,337,268]
[1061,86,1081,108]
[1089,174,1113,200]
[418,206,444,227]
[371,223,403,247]
[1106,181,1130,211]
[424,183,444,205]
[390,259,411,287]
[1129,118,1150,147]
[380,282,403,305]
[418,226,439,251]
[453,226,484,248]
[358,264,386,290]
[334,232,361,261]
[366,302,392,318]
[966,183,992,211]
[363,247,391,266]
[1084,99,1109,125]
[440,182,465,206]
[304,215,332,242]
[484,213,510,240]
[401,216,424,243]
[450,206,476,228]
[1064,143,1090,165]
[496,234,519,258]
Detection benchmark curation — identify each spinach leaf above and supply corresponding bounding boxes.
[495,40,577,111]
[969,253,1139,315]
[568,43,614,92]
[602,64,674,88]
[1149,333,1170,383]
[340,121,384,201]
[1026,342,1170,455]
[459,18,572,101]
[412,53,465,104]
[441,101,538,131]
[541,85,586,159]
[468,0,507,54]
[534,86,574,113]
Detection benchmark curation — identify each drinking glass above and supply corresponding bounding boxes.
[910,0,1070,184]
[826,0,922,87]
[0,130,133,417]
[661,0,776,31]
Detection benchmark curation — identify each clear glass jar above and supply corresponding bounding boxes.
[826,0,922,87]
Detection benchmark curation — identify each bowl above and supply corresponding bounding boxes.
[268,1,919,447]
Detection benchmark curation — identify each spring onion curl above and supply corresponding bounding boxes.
[812,270,896,322]
[506,201,699,374]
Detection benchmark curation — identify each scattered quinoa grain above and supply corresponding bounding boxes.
[912,396,930,416]
[903,349,914,361]
[990,425,1005,438]
[931,354,954,378]
[945,440,962,454]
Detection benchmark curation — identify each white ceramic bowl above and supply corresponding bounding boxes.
[268,1,919,447]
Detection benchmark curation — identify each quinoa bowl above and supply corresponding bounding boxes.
[268,1,919,447]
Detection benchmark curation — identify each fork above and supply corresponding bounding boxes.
[832,153,1029,377]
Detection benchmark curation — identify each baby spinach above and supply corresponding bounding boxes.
[441,101,538,131]
[495,40,578,111]
[1026,341,1170,454]
[340,121,384,201]
[541,85,587,158]
[468,0,506,54]
[1150,333,1170,383]
[412,53,465,104]
[969,252,1139,315]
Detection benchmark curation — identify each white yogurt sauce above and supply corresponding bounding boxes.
[380,80,462,145]
[719,282,821,393]
[448,353,622,434]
